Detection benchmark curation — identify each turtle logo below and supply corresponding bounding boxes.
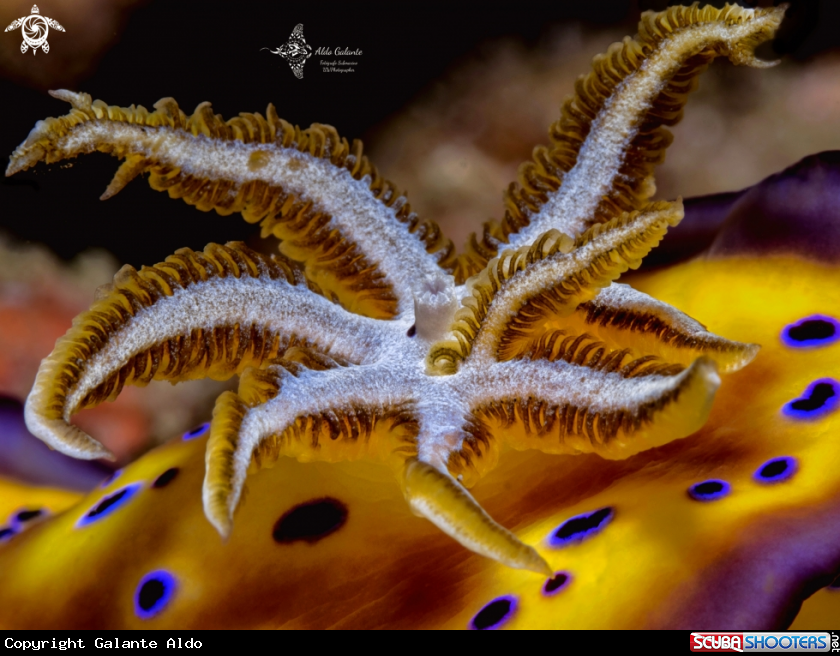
[262,24,312,79]
[5,5,65,55]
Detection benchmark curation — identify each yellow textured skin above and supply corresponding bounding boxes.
[0,478,81,522]
[1,254,837,629]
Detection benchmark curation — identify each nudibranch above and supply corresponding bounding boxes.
[5,3,784,578]
[2,160,840,628]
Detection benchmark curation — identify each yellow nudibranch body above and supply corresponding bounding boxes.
[5,3,838,630]
[2,251,839,629]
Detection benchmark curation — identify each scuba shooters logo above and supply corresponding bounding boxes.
[690,632,835,652]
[4,4,65,55]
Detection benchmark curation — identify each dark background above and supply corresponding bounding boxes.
[0,0,830,266]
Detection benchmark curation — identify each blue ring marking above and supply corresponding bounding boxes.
[687,479,731,502]
[77,482,142,527]
[754,456,797,484]
[782,378,839,420]
[469,595,517,630]
[542,572,572,597]
[182,422,210,441]
[134,570,177,619]
[548,507,614,547]
[0,527,16,542]
[780,315,840,348]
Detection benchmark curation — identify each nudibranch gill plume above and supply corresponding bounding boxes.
[5,4,784,577]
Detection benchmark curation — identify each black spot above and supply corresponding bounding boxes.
[783,379,840,420]
[543,573,569,595]
[152,468,179,489]
[790,383,836,412]
[137,578,166,612]
[550,507,614,546]
[787,319,836,342]
[273,497,348,544]
[694,481,722,495]
[754,457,798,484]
[86,488,129,519]
[470,597,515,630]
[15,509,43,523]
[407,324,416,337]
[760,459,790,479]
[687,479,731,502]
[829,574,840,590]
[134,571,177,619]
[0,527,15,541]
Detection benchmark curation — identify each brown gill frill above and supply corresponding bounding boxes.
[23,242,383,461]
[6,90,454,319]
[7,3,782,574]
[447,355,721,487]
[453,3,786,281]
[203,363,421,538]
[428,201,685,374]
